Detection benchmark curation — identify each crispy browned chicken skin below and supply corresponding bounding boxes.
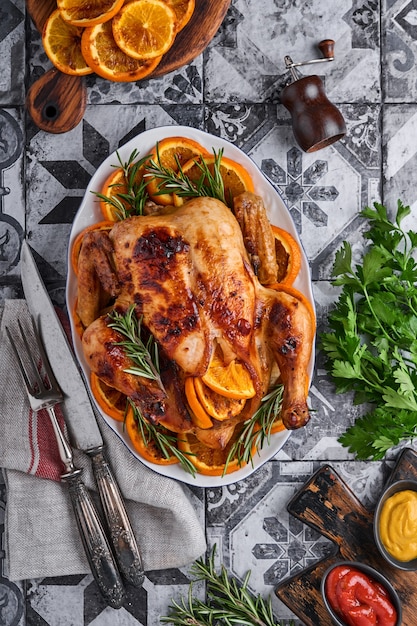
[77,195,314,444]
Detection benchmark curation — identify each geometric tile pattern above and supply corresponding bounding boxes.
[0,0,25,106]
[1,0,417,623]
[206,460,390,621]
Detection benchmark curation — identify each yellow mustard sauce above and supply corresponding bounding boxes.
[379,489,417,561]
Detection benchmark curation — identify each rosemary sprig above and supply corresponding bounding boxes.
[161,546,287,626]
[223,385,284,475]
[93,149,150,220]
[130,403,197,477]
[144,146,229,206]
[108,307,197,475]
[107,305,164,392]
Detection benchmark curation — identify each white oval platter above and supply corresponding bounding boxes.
[66,125,315,488]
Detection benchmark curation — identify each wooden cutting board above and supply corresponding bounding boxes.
[275,447,417,625]
[25,0,231,133]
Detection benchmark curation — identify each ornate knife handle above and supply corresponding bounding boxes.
[87,447,145,588]
[62,469,125,609]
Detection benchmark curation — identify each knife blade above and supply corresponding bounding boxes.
[20,240,144,588]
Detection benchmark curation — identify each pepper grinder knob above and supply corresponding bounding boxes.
[317,39,335,60]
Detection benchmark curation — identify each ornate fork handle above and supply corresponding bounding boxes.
[62,470,126,609]
[87,447,145,587]
[47,407,125,609]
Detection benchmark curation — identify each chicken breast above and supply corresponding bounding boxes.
[109,197,258,379]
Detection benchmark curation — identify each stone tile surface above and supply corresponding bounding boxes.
[1,1,417,625]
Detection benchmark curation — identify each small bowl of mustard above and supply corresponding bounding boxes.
[374,478,417,571]
[321,560,402,626]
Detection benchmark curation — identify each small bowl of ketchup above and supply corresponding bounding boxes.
[321,561,402,626]
[374,479,417,571]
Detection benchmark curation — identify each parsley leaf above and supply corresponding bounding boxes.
[320,200,417,459]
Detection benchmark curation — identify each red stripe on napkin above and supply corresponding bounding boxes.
[26,335,70,482]
[30,404,67,482]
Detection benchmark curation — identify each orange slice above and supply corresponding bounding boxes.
[270,417,286,434]
[181,154,255,207]
[42,9,93,76]
[125,406,179,465]
[177,428,256,476]
[270,225,302,286]
[184,377,213,429]
[81,21,162,82]
[70,220,114,275]
[57,0,124,27]
[112,0,177,60]
[98,161,147,220]
[193,377,246,421]
[169,0,195,32]
[201,349,256,400]
[98,168,130,220]
[90,372,128,421]
[145,136,209,205]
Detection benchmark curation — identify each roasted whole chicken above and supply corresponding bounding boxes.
[76,193,314,450]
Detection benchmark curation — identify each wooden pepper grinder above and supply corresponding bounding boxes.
[281,40,346,152]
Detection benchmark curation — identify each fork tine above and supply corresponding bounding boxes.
[5,325,36,394]
[18,318,46,390]
[27,315,62,394]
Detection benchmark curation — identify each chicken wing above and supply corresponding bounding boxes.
[233,191,278,284]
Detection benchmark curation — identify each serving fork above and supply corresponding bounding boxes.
[6,317,126,609]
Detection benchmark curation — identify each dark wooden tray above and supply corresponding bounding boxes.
[275,447,417,625]
[25,0,231,133]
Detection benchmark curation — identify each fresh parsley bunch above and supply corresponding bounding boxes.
[321,200,417,460]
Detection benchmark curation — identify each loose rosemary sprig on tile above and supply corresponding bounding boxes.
[94,149,150,219]
[107,305,164,392]
[223,385,284,475]
[144,146,228,205]
[161,546,287,626]
[131,403,197,477]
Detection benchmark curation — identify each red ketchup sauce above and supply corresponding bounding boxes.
[325,565,397,626]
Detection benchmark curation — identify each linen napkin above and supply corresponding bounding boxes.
[0,299,206,582]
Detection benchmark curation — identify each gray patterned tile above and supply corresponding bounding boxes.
[205,0,381,104]
[206,459,390,623]
[0,0,25,106]
[1,0,417,624]
[0,108,24,285]
[26,572,191,626]
[87,64,204,106]
[0,470,25,625]
[382,0,417,102]
[382,103,417,215]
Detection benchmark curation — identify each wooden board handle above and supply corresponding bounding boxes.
[286,465,374,562]
[26,0,87,133]
[26,68,87,134]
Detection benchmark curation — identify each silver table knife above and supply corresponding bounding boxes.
[20,240,145,588]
